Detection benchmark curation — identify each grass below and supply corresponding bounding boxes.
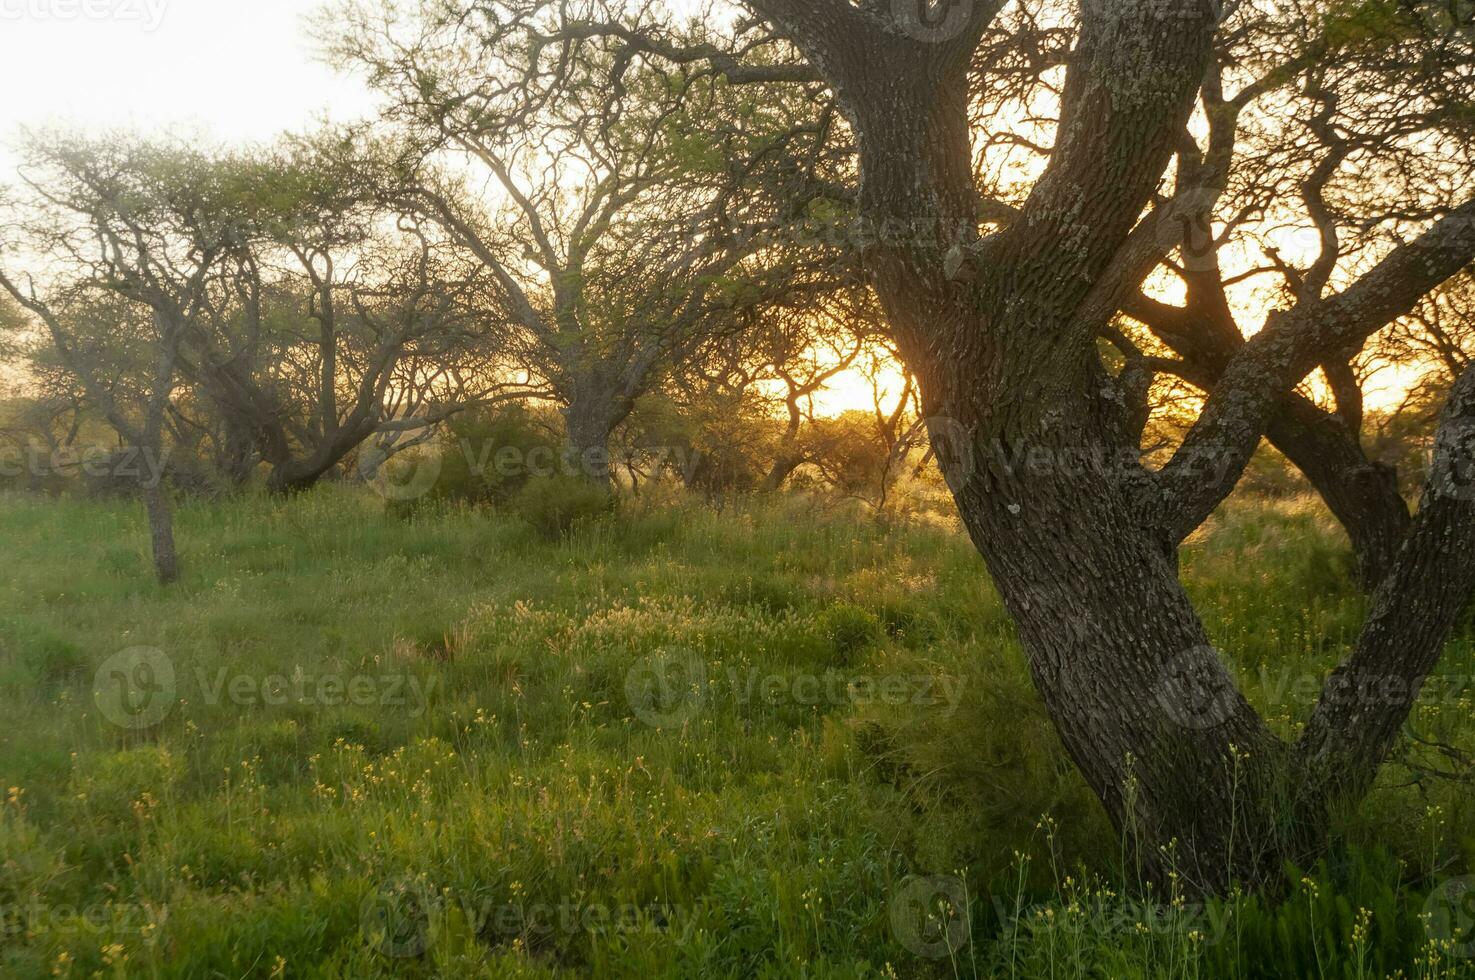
[1,486,1473,978]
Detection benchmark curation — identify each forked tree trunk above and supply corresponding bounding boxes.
[1126,292,1413,591]
[925,365,1300,892]
[1264,400,1411,589]
[746,0,1475,895]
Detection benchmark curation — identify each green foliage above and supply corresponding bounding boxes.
[1322,0,1431,50]
[508,473,617,539]
[816,603,882,668]
[425,404,561,508]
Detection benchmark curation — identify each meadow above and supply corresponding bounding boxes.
[2,487,1474,978]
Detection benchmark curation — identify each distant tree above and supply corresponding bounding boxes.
[0,134,242,583]
[322,0,845,480]
[173,138,543,494]
[658,286,881,494]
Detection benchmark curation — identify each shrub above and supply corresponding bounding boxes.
[427,404,562,507]
[509,473,616,538]
[817,602,882,667]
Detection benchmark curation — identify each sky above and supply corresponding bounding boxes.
[0,0,378,175]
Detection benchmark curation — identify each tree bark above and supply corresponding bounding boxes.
[1292,365,1475,809]
[941,404,1297,891]
[563,378,634,486]
[1263,399,1410,589]
[1124,291,1413,590]
[140,480,179,585]
[761,453,804,492]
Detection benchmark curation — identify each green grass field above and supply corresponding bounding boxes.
[2,488,1474,978]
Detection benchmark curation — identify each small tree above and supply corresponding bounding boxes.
[0,134,240,583]
[175,139,542,494]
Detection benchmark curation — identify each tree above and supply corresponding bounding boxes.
[656,285,882,494]
[322,0,845,480]
[174,139,540,494]
[0,133,242,583]
[600,0,1475,891]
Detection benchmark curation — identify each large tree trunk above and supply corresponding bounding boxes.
[563,380,634,486]
[922,350,1299,892]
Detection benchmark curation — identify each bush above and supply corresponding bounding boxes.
[427,405,562,508]
[509,473,616,538]
[817,602,882,667]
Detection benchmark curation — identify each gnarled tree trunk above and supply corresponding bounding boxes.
[748,0,1475,893]
[563,373,635,486]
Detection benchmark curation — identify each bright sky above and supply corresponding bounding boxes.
[0,0,377,175]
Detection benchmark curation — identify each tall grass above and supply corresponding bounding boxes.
[0,488,1472,977]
